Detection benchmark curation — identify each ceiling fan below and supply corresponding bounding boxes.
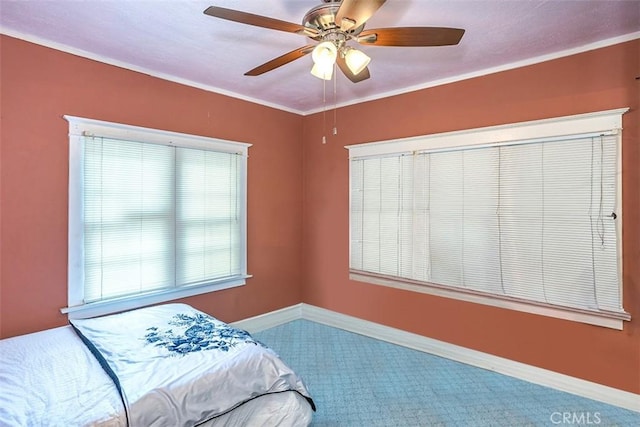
[203,0,465,83]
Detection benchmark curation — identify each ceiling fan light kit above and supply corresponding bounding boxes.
[203,0,465,83]
[310,40,370,79]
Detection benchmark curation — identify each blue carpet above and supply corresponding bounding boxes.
[254,320,639,426]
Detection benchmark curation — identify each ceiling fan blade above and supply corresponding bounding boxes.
[244,45,315,76]
[204,6,318,36]
[336,55,370,83]
[335,0,387,31]
[357,27,465,47]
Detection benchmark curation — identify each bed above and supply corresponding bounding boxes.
[0,303,315,426]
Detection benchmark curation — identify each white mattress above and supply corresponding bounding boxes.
[201,392,312,427]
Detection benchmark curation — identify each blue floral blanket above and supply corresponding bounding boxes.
[70,303,314,426]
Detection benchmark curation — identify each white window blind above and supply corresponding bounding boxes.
[83,137,177,301]
[348,109,629,328]
[65,116,250,318]
[175,148,243,287]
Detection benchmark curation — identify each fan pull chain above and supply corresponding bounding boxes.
[333,62,338,136]
[322,75,327,144]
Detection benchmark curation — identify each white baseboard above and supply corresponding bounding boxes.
[235,303,640,413]
[231,303,303,333]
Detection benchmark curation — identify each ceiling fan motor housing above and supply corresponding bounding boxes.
[303,1,365,41]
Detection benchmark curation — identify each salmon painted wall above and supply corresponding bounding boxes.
[301,40,640,393]
[0,36,304,338]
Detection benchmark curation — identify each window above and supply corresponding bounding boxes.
[347,109,629,329]
[64,116,251,318]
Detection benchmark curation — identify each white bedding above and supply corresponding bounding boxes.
[0,304,314,427]
[0,325,125,426]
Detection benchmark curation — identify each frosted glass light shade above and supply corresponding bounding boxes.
[311,63,333,80]
[312,41,337,67]
[345,48,371,75]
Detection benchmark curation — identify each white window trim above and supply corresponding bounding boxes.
[346,108,629,330]
[63,115,252,319]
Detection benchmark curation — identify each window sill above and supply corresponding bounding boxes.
[61,275,251,319]
[350,271,630,330]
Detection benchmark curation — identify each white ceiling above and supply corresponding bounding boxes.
[1,0,639,114]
